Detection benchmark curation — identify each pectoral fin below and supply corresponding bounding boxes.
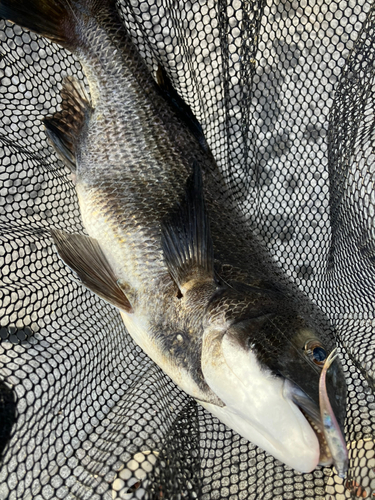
[161,162,215,293]
[51,229,132,313]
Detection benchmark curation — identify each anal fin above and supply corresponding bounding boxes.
[44,77,93,172]
[51,229,132,313]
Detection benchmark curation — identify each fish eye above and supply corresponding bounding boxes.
[304,340,327,367]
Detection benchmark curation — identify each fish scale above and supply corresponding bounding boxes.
[73,15,195,286]
[0,0,348,476]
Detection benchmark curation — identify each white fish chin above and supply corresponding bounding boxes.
[201,328,320,473]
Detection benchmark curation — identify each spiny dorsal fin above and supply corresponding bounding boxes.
[44,77,93,172]
[51,229,132,313]
[156,65,209,153]
[161,162,214,292]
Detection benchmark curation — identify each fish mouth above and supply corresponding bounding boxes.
[291,386,333,466]
[299,407,332,466]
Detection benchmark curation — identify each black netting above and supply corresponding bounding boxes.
[1,0,375,499]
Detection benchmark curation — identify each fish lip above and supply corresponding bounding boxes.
[319,350,348,478]
[288,383,333,467]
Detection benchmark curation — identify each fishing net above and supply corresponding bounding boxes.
[0,0,374,498]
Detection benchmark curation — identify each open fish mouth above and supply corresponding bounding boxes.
[290,351,348,476]
[291,386,332,466]
[298,404,333,466]
[318,350,348,477]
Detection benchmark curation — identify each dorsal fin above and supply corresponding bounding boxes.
[156,66,209,153]
[44,77,93,172]
[51,229,133,313]
[161,162,214,293]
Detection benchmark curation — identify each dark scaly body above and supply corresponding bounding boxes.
[0,0,348,474]
[72,9,225,400]
[71,5,277,401]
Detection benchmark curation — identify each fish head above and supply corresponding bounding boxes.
[160,162,347,473]
[201,287,347,473]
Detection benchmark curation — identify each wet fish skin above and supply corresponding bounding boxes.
[0,0,347,474]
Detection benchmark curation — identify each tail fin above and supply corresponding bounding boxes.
[0,0,114,50]
[0,0,75,49]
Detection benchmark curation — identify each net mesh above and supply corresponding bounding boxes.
[0,0,375,498]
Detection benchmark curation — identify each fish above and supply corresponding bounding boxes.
[0,0,348,475]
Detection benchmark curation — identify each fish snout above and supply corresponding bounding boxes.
[201,325,322,473]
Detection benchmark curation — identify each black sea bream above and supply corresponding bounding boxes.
[0,0,348,475]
